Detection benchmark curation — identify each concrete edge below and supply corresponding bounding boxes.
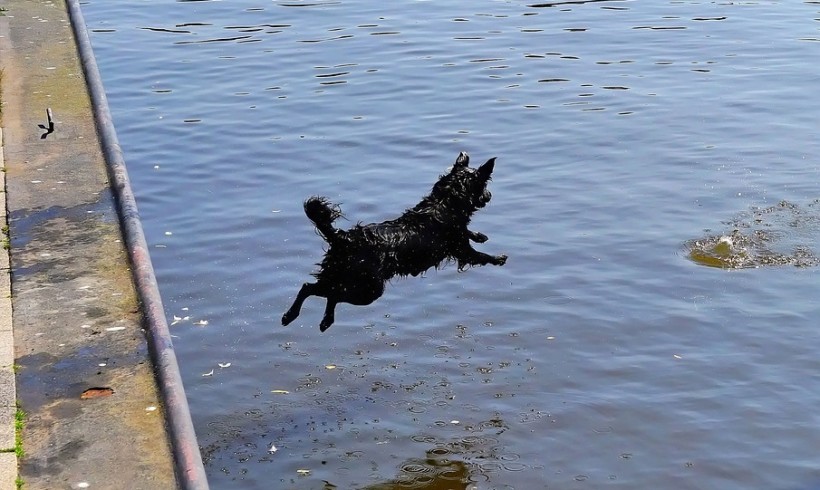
[64,2,209,489]
[0,123,18,490]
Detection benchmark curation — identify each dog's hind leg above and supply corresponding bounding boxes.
[319,299,338,332]
[282,282,324,326]
[318,277,384,331]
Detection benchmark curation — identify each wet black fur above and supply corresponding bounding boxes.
[282,152,507,332]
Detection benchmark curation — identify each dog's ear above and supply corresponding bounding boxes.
[477,157,496,180]
[453,151,470,169]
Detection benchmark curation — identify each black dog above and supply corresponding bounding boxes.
[282,152,507,331]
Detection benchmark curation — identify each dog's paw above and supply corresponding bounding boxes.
[282,311,297,326]
[494,254,508,266]
[319,317,334,332]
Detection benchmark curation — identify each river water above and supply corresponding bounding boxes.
[81,1,820,488]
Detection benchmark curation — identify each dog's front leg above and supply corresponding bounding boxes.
[457,247,507,270]
[319,299,338,332]
[468,230,488,243]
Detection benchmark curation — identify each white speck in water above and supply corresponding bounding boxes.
[171,315,190,325]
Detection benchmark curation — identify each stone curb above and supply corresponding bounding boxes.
[0,124,16,490]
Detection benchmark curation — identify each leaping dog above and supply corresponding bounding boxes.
[282,152,507,331]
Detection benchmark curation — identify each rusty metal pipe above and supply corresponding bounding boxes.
[64,1,209,488]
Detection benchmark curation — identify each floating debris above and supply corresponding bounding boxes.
[171,315,190,325]
[105,326,126,332]
[202,369,214,377]
[268,443,277,453]
[81,387,114,399]
[218,362,231,368]
[296,469,310,476]
[194,320,209,326]
[271,389,290,394]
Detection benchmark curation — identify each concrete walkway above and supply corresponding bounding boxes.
[0,0,181,488]
[0,126,14,489]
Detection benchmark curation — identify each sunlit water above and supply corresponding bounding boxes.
[81,1,820,488]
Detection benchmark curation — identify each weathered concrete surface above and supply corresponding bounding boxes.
[0,123,14,489]
[0,0,177,488]
[0,453,16,490]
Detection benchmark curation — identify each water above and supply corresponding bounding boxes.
[81,1,820,488]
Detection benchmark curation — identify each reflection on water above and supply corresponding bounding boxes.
[362,451,471,490]
[201,403,514,489]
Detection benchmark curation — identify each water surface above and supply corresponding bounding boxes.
[82,1,820,488]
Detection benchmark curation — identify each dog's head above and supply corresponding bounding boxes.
[431,151,496,211]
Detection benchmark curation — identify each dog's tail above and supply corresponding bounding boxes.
[304,196,342,243]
